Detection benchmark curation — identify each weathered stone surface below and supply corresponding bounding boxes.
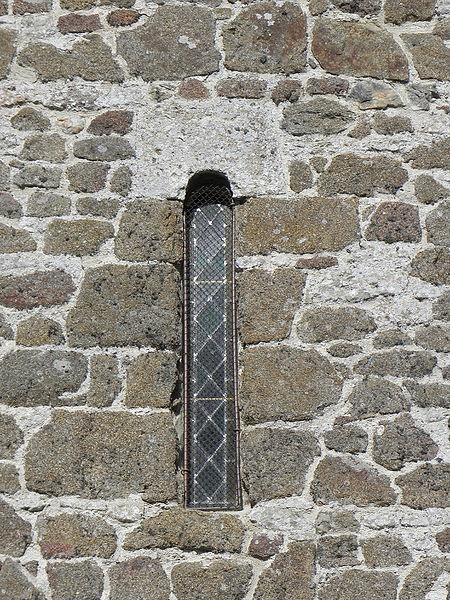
[328,342,362,357]
[237,197,359,255]
[20,134,66,163]
[38,514,116,559]
[87,355,120,407]
[410,248,450,285]
[332,0,380,13]
[354,350,437,377]
[316,510,360,534]
[67,264,181,349]
[434,18,450,39]
[13,0,50,12]
[373,329,411,348]
[0,312,13,339]
[242,428,320,504]
[110,558,170,600]
[0,500,32,556]
[347,117,371,139]
[124,508,244,553]
[405,137,450,170]
[0,224,36,253]
[172,560,252,600]
[73,137,134,161]
[385,0,435,23]
[16,316,64,346]
[58,13,102,33]
[312,19,408,81]
[0,415,23,459]
[238,269,306,344]
[0,193,21,218]
[311,456,396,506]
[117,6,220,80]
[372,114,413,135]
[405,381,450,409]
[415,324,450,352]
[88,110,133,136]
[283,98,354,135]
[25,411,177,501]
[76,196,119,218]
[402,34,450,80]
[0,30,16,79]
[0,464,20,494]
[27,192,70,217]
[289,161,313,192]
[298,307,376,342]
[44,219,114,256]
[296,256,338,269]
[415,175,449,205]
[271,79,303,105]
[362,535,412,568]
[349,80,402,110]
[373,414,438,471]
[178,79,209,100]
[107,9,140,26]
[397,463,450,509]
[11,107,50,131]
[436,529,450,553]
[317,535,359,567]
[433,291,450,321]
[318,154,408,197]
[223,2,307,74]
[318,571,398,600]
[254,542,315,600]
[110,165,132,196]
[0,560,44,600]
[241,346,343,424]
[324,424,368,453]
[216,78,267,99]
[426,201,450,246]
[115,199,182,262]
[13,164,62,189]
[125,351,177,408]
[18,36,124,82]
[309,0,328,14]
[307,76,349,96]
[0,270,75,309]
[366,202,420,243]
[347,377,409,419]
[399,558,450,600]
[67,162,109,193]
[248,532,283,560]
[47,561,103,600]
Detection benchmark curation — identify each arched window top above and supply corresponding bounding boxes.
[184,170,232,211]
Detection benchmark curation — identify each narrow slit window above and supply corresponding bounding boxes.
[183,171,241,510]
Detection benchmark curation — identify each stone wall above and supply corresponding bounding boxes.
[0,0,449,597]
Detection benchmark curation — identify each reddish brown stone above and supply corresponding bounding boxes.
[306,76,349,96]
[178,79,209,100]
[366,202,421,243]
[13,0,50,13]
[0,270,75,309]
[249,533,283,560]
[436,528,450,553]
[107,9,140,26]
[87,110,133,136]
[271,79,303,105]
[296,256,338,269]
[58,13,102,34]
[216,78,266,99]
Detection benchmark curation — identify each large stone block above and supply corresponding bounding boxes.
[0,224,36,253]
[172,560,252,600]
[87,355,121,407]
[426,201,450,247]
[399,558,450,600]
[318,571,398,600]
[0,560,44,600]
[73,137,134,161]
[13,164,61,189]
[347,377,409,419]
[125,351,178,408]
[20,134,66,163]
[366,202,421,243]
[404,381,450,409]
[402,34,450,80]
[385,0,435,23]
[405,137,450,170]
[0,500,32,557]
[396,463,450,509]
[0,30,16,79]
[47,561,103,600]
[44,219,113,256]
[283,98,354,135]
[361,535,412,568]
[415,324,450,352]
[16,316,65,346]
[298,307,376,342]
[0,270,75,309]
[410,248,450,285]
[317,535,359,567]
[110,558,170,600]
[354,350,437,378]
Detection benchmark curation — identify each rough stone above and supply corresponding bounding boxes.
[362,535,412,568]
[0,560,44,600]
[240,346,343,424]
[76,196,120,218]
[87,355,120,407]
[328,342,362,357]
[399,558,450,600]
[0,224,36,253]
[27,192,71,217]
[396,463,450,509]
[318,154,408,197]
[223,2,307,74]
[296,256,338,269]
[0,30,16,79]
[13,0,50,12]
[366,202,421,243]
[73,137,134,161]
[0,464,20,494]
[271,79,303,105]
[124,352,177,408]
[13,164,61,189]
[317,535,359,567]
[238,269,306,344]
[410,248,450,285]
[16,316,64,346]
[436,529,450,553]
[312,19,408,81]
[0,415,23,459]
[354,350,437,377]
[298,307,376,342]
[347,378,409,419]
[115,199,182,262]
[315,510,360,534]
[0,312,13,339]
[178,79,209,100]
[289,161,313,192]
[373,329,411,348]
[248,533,283,560]
[237,196,359,255]
[25,410,177,501]
[117,6,220,80]
[58,13,102,33]
[415,324,450,352]
[385,0,435,23]
[306,76,349,96]
[216,78,267,99]
[0,193,22,218]
[311,456,397,506]
[110,165,132,196]
[107,9,140,26]
[407,83,438,109]
[11,107,50,131]
[0,270,75,309]
[405,381,450,409]
[109,558,170,600]
[414,175,449,204]
[433,291,450,321]
[67,162,110,193]
[283,98,354,135]
[318,571,398,600]
[402,34,450,80]
[372,114,413,135]
[172,560,252,600]
[47,561,103,600]
[44,219,114,256]
[405,137,450,170]
[18,35,124,82]
[38,513,116,559]
[324,424,368,453]
[426,201,450,246]
[241,428,320,504]
[349,80,402,110]
[434,18,450,39]
[88,110,133,136]
[123,508,244,553]
[331,0,380,13]
[0,161,9,190]
[309,0,329,14]
[0,500,32,556]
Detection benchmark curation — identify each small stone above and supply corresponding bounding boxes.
[366,202,420,243]
[434,18,450,39]
[402,34,450,81]
[354,350,437,377]
[172,560,252,600]
[107,9,140,26]
[315,510,360,534]
[87,355,120,407]
[238,268,306,344]
[110,165,132,196]
[407,83,438,110]
[385,0,435,23]
[347,117,371,139]
[405,137,450,170]
[216,78,267,99]
[11,107,50,131]
[0,270,75,309]
[306,76,349,96]
[110,558,170,600]
[123,508,244,553]
[248,532,283,560]
[16,316,64,346]
[38,513,116,559]
[125,351,178,408]
[396,463,450,509]
[415,324,450,352]
[296,256,338,269]
[414,175,449,204]
[271,79,303,105]
[433,291,450,321]
[73,137,134,161]
[223,2,307,74]
[20,134,66,163]
[0,464,20,494]
[348,377,409,419]
[311,456,396,506]
[317,534,359,567]
[404,381,450,409]
[13,164,62,189]
[283,98,354,135]
[13,0,49,12]
[373,329,411,348]
[44,219,114,256]
[115,199,182,262]
[240,346,343,424]
[372,114,413,135]
[58,13,102,34]
[0,30,16,79]
[426,201,450,246]
[76,196,120,218]
[410,248,450,285]
[47,561,104,600]
[67,162,110,193]
[349,80,403,110]
[362,535,412,568]
[242,428,320,504]
[328,342,362,357]
[298,307,376,342]
[88,110,133,136]
[178,79,209,100]
[0,312,13,339]
[0,415,23,459]
[0,193,22,218]
[312,19,408,81]
[399,558,450,600]
[318,571,398,600]
[324,424,368,453]
[0,560,43,600]
[0,223,36,253]
[0,500,32,556]
[57,115,85,134]
[289,161,313,192]
[27,192,71,217]
[436,529,450,553]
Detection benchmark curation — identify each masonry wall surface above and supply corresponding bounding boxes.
[0,0,449,598]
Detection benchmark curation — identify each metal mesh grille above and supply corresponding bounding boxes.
[183,183,241,510]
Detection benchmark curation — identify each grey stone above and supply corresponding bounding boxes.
[405,137,450,170]
[306,76,349,96]
[404,381,450,409]
[11,107,50,131]
[415,324,450,352]
[317,535,359,567]
[0,163,9,192]
[309,0,328,14]
[324,424,368,453]
[110,165,132,196]
[44,219,114,256]
[88,355,121,407]
[372,114,413,135]
[0,30,16,79]
[0,464,20,494]
[125,351,178,408]
[0,415,23,459]
[289,161,313,192]
[110,558,170,600]
[240,346,343,424]
[315,510,360,534]
[25,410,177,501]
[76,196,120,218]
[241,428,320,504]
[27,192,70,217]
[73,137,134,161]
[373,329,411,348]
[347,378,409,419]
[283,98,354,135]
[216,78,267,99]
[0,312,13,339]
[117,6,220,80]
[426,201,450,246]
[0,560,44,600]
[415,175,449,204]
[399,558,450,600]
[327,342,362,357]
[172,560,253,600]
[13,164,62,189]
[67,162,110,193]
[349,80,403,110]
[407,83,438,109]
[366,202,421,243]
[0,270,75,309]
[385,0,435,23]
[396,463,450,509]
[331,0,380,14]
[354,350,437,377]
[0,224,36,253]
[410,248,450,285]
[16,316,64,346]
[20,134,66,163]
[362,535,412,568]
[115,199,182,262]
[47,561,103,600]
[434,18,450,39]
[402,34,450,80]
[223,2,307,74]
[298,307,376,342]
[0,193,22,218]
[0,500,32,557]
[67,264,181,349]
[433,291,450,321]
[0,350,87,406]
[318,571,398,600]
